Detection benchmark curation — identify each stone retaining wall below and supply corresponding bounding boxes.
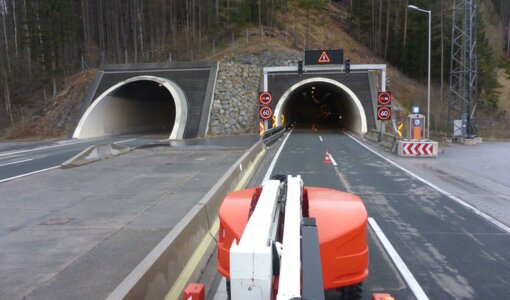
[208,62,261,135]
[208,51,303,135]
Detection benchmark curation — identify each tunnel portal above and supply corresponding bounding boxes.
[73,76,188,139]
[274,78,368,133]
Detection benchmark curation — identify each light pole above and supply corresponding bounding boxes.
[408,4,431,140]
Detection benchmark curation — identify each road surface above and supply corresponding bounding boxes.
[0,134,167,184]
[207,127,510,299]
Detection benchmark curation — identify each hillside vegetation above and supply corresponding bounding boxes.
[0,0,508,139]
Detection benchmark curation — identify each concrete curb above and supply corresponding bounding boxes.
[61,143,131,169]
[105,141,266,300]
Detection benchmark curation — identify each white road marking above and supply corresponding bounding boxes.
[345,132,510,234]
[0,158,33,167]
[263,129,293,181]
[368,217,429,300]
[319,136,323,142]
[0,166,60,184]
[115,138,136,144]
[0,140,91,158]
[327,152,338,166]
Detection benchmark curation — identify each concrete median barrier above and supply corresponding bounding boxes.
[106,141,266,300]
[61,143,131,169]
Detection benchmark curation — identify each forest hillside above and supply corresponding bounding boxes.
[0,0,508,139]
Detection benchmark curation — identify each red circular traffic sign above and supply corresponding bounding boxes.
[377,92,391,106]
[259,92,272,105]
[377,107,391,120]
[259,106,273,119]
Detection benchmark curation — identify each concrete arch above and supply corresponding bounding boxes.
[274,77,368,133]
[73,75,188,139]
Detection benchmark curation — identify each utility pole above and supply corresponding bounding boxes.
[448,0,478,138]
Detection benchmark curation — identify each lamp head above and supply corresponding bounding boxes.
[408,5,419,10]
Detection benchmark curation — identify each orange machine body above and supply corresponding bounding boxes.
[217,186,368,290]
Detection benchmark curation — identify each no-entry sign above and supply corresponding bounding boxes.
[259,92,272,105]
[377,107,392,121]
[259,106,273,120]
[377,92,391,106]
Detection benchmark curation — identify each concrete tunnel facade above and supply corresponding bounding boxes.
[274,77,368,133]
[73,75,188,140]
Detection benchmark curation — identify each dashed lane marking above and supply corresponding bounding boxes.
[115,138,136,144]
[0,140,89,158]
[327,152,338,167]
[0,158,33,167]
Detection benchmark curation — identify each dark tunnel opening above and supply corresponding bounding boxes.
[279,81,361,131]
[107,80,176,134]
[75,79,180,139]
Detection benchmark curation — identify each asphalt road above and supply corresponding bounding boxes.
[0,134,168,183]
[0,134,258,300]
[207,127,510,299]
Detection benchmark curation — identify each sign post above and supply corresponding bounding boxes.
[259,92,273,132]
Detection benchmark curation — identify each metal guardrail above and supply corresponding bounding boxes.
[263,124,289,146]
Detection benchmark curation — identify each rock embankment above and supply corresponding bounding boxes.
[208,51,302,135]
[208,62,261,135]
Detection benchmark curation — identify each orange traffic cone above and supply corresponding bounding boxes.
[323,149,331,164]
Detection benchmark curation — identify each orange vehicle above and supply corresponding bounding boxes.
[217,176,368,299]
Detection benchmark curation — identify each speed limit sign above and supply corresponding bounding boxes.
[259,106,273,120]
[377,107,391,120]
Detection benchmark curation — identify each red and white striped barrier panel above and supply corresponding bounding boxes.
[396,141,438,157]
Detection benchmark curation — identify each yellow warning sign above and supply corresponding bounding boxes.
[272,116,277,128]
[318,51,331,63]
[259,121,264,137]
[397,122,403,138]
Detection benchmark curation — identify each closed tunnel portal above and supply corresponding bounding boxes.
[73,76,187,139]
[274,78,367,133]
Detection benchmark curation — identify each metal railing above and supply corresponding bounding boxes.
[263,124,287,146]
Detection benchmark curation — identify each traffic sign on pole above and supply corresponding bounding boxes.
[259,92,272,105]
[377,92,391,106]
[377,107,392,121]
[259,106,273,120]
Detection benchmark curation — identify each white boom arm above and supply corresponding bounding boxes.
[230,175,304,300]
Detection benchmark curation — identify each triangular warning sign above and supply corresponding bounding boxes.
[318,51,330,63]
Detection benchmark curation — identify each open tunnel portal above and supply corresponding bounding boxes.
[274,78,368,133]
[105,80,175,134]
[73,76,188,139]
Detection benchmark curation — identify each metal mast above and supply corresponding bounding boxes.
[448,0,478,138]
